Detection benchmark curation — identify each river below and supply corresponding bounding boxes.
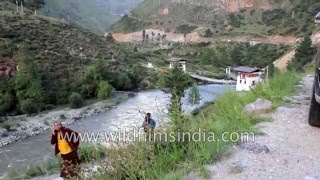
[0,84,235,176]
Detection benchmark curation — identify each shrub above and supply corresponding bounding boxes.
[20,98,39,115]
[69,92,84,109]
[79,143,106,162]
[25,166,45,178]
[97,81,114,100]
[1,124,11,131]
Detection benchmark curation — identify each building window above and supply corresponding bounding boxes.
[244,80,246,84]
[240,80,242,83]
[252,81,255,86]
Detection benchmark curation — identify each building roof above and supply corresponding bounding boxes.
[167,57,188,62]
[316,12,320,23]
[233,66,260,73]
[316,12,320,19]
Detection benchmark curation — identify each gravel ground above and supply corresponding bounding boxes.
[199,75,320,180]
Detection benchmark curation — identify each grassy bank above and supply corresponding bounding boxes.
[92,71,300,179]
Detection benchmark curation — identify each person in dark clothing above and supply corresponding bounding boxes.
[142,113,156,141]
[51,121,80,178]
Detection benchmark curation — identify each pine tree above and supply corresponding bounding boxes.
[0,78,15,116]
[288,35,315,71]
[159,66,193,115]
[14,47,45,114]
[188,85,201,106]
[106,33,115,42]
[142,29,146,42]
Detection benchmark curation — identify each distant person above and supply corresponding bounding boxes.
[51,121,80,178]
[142,113,156,141]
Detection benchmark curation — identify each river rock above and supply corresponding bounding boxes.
[0,128,8,137]
[244,98,272,115]
[128,92,136,97]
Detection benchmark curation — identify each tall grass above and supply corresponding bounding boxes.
[83,71,300,179]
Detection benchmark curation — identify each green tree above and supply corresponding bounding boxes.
[268,63,276,78]
[0,78,15,116]
[142,29,146,42]
[14,47,45,114]
[133,46,138,52]
[97,81,114,100]
[230,46,243,66]
[80,66,100,98]
[24,0,45,14]
[203,29,213,37]
[229,13,241,28]
[288,35,315,71]
[77,59,112,98]
[106,33,115,42]
[129,64,148,89]
[188,85,201,106]
[159,66,193,116]
[116,73,134,90]
[69,92,84,109]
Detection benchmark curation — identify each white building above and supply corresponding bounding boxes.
[168,58,187,72]
[233,66,263,92]
[147,60,154,68]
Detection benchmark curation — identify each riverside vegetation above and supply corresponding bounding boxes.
[5,69,300,179]
[85,70,300,179]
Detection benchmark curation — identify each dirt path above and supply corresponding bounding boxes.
[111,28,301,45]
[192,75,320,180]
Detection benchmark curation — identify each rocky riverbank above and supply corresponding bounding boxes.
[0,92,134,148]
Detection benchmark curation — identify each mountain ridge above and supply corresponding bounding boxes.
[109,0,318,38]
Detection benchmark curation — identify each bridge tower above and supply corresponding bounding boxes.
[225,66,231,75]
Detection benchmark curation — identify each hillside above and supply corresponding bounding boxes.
[1,0,142,35]
[0,3,162,116]
[40,0,119,35]
[109,0,320,37]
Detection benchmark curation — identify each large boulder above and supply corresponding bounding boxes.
[244,98,272,115]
